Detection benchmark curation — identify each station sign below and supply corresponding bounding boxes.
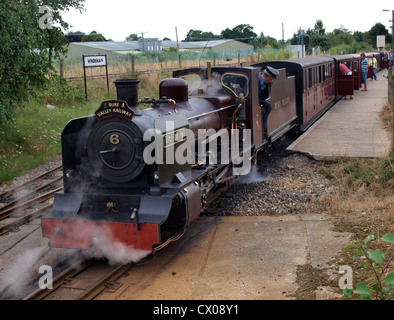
[82,55,109,100]
[83,55,107,68]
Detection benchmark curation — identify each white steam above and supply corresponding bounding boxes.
[83,236,151,267]
[236,165,272,184]
[2,246,47,297]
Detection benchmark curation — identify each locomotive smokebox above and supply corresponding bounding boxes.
[114,79,140,108]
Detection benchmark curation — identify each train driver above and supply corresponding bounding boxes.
[259,66,279,138]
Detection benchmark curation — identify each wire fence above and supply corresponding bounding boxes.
[57,48,291,82]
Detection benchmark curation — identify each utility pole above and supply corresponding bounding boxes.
[137,31,148,52]
[175,27,179,52]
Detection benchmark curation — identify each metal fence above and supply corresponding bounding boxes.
[58,48,291,81]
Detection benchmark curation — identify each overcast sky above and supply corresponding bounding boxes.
[61,0,394,42]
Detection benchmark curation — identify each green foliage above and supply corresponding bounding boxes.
[82,31,106,42]
[184,29,219,41]
[289,20,390,54]
[256,49,292,62]
[344,234,394,300]
[183,24,258,44]
[0,0,85,124]
[0,88,95,185]
[340,159,394,191]
[322,158,394,195]
[220,24,257,44]
[36,74,85,105]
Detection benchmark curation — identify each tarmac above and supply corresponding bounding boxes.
[0,69,392,301]
[287,68,392,160]
[97,215,352,300]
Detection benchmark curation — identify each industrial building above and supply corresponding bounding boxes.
[64,39,254,62]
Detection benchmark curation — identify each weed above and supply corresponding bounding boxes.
[343,234,394,300]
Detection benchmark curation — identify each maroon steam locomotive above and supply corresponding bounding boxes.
[42,53,368,254]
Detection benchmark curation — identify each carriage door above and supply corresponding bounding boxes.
[338,60,354,96]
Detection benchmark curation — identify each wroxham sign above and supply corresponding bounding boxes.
[83,55,107,68]
[83,55,109,99]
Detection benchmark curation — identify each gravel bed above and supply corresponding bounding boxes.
[207,142,335,217]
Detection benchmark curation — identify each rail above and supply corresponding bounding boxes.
[0,165,63,235]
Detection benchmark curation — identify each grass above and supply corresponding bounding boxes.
[0,92,94,184]
[318,156,394,219]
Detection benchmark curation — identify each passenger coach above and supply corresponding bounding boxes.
[331,54,360,98]
[254,57,336,131]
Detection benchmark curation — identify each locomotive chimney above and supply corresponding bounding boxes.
[114,79,140,111]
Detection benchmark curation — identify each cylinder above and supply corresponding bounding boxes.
[114,79,140,107]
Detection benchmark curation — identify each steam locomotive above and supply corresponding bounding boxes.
[42,53,374,253]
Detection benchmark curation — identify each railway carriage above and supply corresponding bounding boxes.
[253,57,336,131]
[331,54,358,98]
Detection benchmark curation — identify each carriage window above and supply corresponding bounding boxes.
[319,66,322,83]
[314,67,317,85]
[354,61,359,72]
[303,70,308,91]
[327,63,332,79]
[308,68,313,88]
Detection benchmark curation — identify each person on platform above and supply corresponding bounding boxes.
[369,55,377,80]
[339,63,354,100]
[258,66,279,139]
[360,53,369,91]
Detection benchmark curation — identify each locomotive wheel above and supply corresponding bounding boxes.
[87,118,145,183]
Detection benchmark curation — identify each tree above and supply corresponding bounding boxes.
[252,32,281,49]
[309,34,330,52]
[309,20,329,52]
[328,26,355,47]
[82,31,106,42]
[184,29,219,41]
[313,19,326,35]
[365,23,390,47]
[0,0,85,123]
[126,33,139,41]
[220,24,257,43]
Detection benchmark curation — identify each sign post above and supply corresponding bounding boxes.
[82,55,109,100]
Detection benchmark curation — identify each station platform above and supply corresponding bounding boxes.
[97,215,352,300]
[287,69,392,160]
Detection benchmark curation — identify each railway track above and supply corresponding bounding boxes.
[0,165,63,235]
[24,260,133,300]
